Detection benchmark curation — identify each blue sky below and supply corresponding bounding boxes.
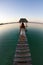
[0,0,43,23]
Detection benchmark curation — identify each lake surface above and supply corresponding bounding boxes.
[26,23,43,65]
[0,23,43,65]
[0,23,20,65]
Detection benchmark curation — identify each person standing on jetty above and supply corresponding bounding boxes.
[20,22,25,36]
[20,22,25,30]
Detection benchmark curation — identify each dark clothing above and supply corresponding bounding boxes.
[20,23,25,29]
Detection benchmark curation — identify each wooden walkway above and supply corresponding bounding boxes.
[13,29,32,65]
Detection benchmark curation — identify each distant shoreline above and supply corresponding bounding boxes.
[0,22,19,25]
[0,22,43,25]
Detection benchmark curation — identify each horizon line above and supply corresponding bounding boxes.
[0,21,43,25]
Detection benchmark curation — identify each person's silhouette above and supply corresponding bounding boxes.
[20,22,25,35]
[20,22,25,29]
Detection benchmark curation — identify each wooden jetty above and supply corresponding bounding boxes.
[13,29,32,65]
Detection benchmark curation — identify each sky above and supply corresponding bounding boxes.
[0,0,43,23]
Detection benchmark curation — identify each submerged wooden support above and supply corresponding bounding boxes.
[13,29,32,65]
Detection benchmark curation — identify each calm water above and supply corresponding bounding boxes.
[26,23,43,65]
[0,23,43,65]
[0,23,20,65]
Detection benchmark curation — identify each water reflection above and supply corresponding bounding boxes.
[0,23,20,65]
[0,23,43,65]
[27,23,43,30]
[26,23,43,65]
[0,23,20,36]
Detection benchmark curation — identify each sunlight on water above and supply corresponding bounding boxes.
[0,23,20,36]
